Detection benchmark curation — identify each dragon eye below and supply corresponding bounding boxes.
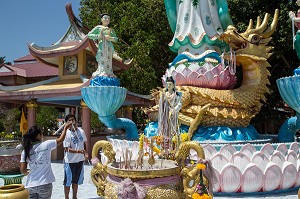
[250,34,261,44]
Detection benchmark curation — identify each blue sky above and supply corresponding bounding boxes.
[0,0,81,63]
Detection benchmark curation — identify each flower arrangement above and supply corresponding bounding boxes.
[192,163,212,199]
[172,134,179,143]
[180,132,189,142]
[139,134,144,151]
[152,146,160,154]
[172,132,189,144]
[153,135,162,145]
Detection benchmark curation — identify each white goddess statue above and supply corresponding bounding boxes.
[87,14,118,77]
[164,0,233,55]
[158,76,182,151]
[289,0,300,61]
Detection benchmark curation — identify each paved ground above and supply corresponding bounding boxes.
[0,160,298,199]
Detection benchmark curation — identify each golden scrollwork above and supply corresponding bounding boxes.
[175,141,208,199]
[80,100,87,107]
[146,10,279,135]
[175,141,205,167]
[26,100,38,109]
[91,140,116,197]
[181,166,209,199]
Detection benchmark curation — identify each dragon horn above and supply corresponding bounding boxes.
[261,9,279,38]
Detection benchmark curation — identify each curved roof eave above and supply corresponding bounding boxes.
[28,37,91,58]
[0,77,153,106]
[28,37,94,66]
[0,78,90,100]
[66,2,90,35]
[65,2,133,71]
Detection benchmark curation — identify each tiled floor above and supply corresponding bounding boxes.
[0,161,298,199]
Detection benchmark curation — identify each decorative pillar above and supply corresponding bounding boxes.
[81,100,91,159]
[26,100,38,129]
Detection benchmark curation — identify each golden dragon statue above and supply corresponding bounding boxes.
[147,9,279,139]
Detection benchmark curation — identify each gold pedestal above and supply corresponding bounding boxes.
[0,184,29,199]
[91,141,209,199]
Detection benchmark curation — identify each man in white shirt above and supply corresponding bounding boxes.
[63,114,88,199]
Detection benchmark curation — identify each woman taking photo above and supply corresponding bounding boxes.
[20,121,72,199]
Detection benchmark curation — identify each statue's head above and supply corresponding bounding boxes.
[165,76,176,92]
[297,0,300,6]
[100,13,111,26]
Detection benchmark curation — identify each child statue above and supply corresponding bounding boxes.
[87,14,118,77]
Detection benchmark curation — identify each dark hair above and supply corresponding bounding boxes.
[165,76,176,93]
[100,13,110,18]
[22,126,42,161]
[100,13,111,27]
[166,76,175,84]
[65,114,76,123]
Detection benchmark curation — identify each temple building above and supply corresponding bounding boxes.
[0,3,152,158]
[0,54,58,86]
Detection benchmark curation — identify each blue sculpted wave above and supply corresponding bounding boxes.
[89,76,120,87]
[294,68,300,75]
[277,75,300,113]
[278,115,300,142]
[99,114,138,140]
[169,35,229,54]
[277,73,300,142]
[191,125,259,141]
[144,122,259,141]
[169,51,221,67]
[81,86,138,139]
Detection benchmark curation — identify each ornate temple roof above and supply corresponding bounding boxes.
[13,54,58,77]
[0,3,151,107]
[14,54,36,62]
[0,76,152,106]
[0,63,26,77]
[28,2,132,73]
[0,55,57,78]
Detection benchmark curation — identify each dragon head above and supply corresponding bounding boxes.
[220,9,279,59]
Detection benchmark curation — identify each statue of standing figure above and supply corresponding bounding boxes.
[158,76,182,151]
[289,0,300,61]
[88,14,118,78]
[164,0,232,55]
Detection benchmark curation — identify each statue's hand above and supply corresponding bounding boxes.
[105,35,114,41]
[169,109,174,118]
[104,35,110,40]
[289,11,296,19]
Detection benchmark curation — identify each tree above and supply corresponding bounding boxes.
[36,106,59,134]
[0,56,4,64]
[227,0,298,133]
[0,104,20,134]
[90,110,106,133]
[0,56,12,65]
[79,0,298,133]
[79,0,174,94]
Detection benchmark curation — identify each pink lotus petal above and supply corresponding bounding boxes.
[209,75,221,89]
[165,62,237,89]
